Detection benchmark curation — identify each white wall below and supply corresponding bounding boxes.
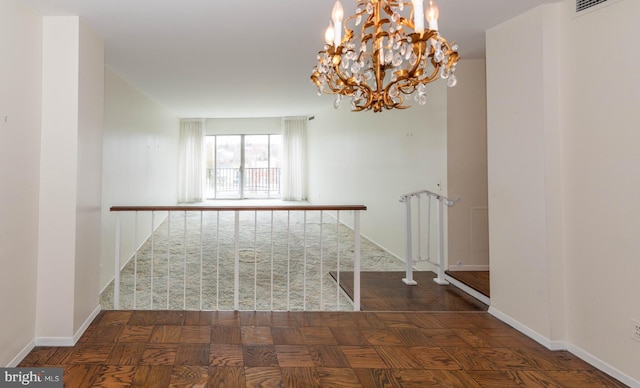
[307,85,447,260]
[487,0,640,384]
[36,16,105,344]
[100,68,180,290]
[74,21,104,333]
[205,117,282,135]
[0,0,42,367]
[559,0,640,382]
[487,5,562,341]
[36,16,81,341]
[447,59,489,270]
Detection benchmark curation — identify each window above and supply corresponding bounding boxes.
[205,135,282,199]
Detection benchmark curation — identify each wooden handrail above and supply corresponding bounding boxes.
[110,205,367,212]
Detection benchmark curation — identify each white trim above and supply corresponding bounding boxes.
[35,305,101,347]
[488,307,640,387]
[488,306,566,350]
[445,274,491,306]
[567,343,640,388]
[447,265,490,271]
[7,339,35,367]
[35,337,75,347]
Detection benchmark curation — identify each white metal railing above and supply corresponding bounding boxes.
[109,205,364,311]
[399,190,456,285]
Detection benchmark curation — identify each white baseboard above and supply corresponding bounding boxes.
[488,306,565,350]
[7,339,35,367]
[447,265,490,271]
[489,306,640,387]
[35,305,101,347]
[445,275,490,306]
[567,343,640,388]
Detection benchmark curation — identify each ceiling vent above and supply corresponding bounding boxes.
[575,0,621,16]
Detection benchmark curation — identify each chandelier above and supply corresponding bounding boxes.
[311,0,460,112]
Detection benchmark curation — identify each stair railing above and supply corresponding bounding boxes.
[399,190,456,285]
[109,205,365,311]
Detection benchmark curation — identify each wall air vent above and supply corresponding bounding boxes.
[575,0,621,16]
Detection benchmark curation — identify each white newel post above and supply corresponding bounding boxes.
[403,197,417,285]
[433,196,449,285]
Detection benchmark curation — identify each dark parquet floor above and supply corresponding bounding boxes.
[331,271,488,311]
[446,270,491,298]
[18,271,625,387]
[19,310,625,387]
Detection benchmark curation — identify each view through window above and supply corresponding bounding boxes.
[205,135,282,199]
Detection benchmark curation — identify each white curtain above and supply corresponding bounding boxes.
[178,119,205,203]
[281,117,307,201]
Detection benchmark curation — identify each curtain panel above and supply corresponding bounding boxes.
[281,117,307,201]
[178,119,205,203]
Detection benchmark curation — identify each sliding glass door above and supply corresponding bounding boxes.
[205,134,282,199]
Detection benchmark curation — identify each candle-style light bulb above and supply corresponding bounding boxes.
[412,0,425,34]
[331,1,344,47]
[425,0,439,31]
[324,21,335,46]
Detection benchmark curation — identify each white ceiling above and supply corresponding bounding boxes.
[21,0,559,118]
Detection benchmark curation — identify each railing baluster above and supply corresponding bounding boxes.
[234,210,240,311]
[183,210,187,310]
[303,210,307,311]
[286,210,291,311]
[336,211,341,310]
[253,211,258,310]
[151,211,155,309]
[167,211,171,309]
[426,194,432,261]
[320,211,324,309]
[270,211,274,311]
[417,196,422,260]
[353,210,361,311]
[216,211,220,310]
[114,213,121,309]
[199,211,203,311]
[134,211,138,310]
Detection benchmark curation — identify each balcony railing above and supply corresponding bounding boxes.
[108,205,365,311]
[207,167,281,196]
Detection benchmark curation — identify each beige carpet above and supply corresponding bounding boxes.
[100,210,404,311]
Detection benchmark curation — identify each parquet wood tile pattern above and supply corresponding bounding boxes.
[19,310,625,387]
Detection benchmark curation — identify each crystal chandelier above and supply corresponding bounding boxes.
[311,0,460,112]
